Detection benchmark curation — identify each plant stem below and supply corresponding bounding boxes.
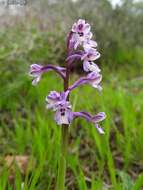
[56,58,70,190]
[56,125,69,190]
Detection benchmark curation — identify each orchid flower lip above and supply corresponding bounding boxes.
[83,61,101,73]
[71,19,91,34]
[54,100,73,125]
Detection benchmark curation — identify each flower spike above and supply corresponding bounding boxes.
[29,19,106,190]
[29,19,106,131]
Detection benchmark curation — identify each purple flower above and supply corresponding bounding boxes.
[54,101,73,125]
[46,91,106,130]
[66,50,100,73]
[83,40,97,50]
[91,112,106,134]
[70,19,93,50]
[81,48,100,62]
[46,91,68,110]
[29,64,66,85]
[67,19,100,74]
[70,19,98,51]
[45,89,105,132]
[69,72,102,91]
[46,91,61,110]
[46,91,72,125]
[87,72,102,90]
[73,111,106,134]
[29,64,43,85]
[72,19,91,35]
[29,19,106,135]
[81,48,101,72]
[83,61,101,73]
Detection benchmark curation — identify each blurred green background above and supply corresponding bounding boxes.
[0,0,143,189]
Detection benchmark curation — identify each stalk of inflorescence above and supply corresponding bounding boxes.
[29,19,106,190]
[56,36,71,190]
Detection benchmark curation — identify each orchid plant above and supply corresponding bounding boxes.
[29,19,106,190]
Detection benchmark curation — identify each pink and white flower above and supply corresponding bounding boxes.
[29,64,66,85]
[29,64,43,85]
[81,48,101,72]
[54,101,73,125]
[68,71,102,91]
[70,19,93,49]
[46,91,61,110]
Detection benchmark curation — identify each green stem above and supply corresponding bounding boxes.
[56,54,70,190]
[56,125,69,190]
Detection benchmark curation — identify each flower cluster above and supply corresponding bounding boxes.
[29,19,106,134]
[68,19,101,74]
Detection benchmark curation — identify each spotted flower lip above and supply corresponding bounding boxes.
[81,48,101,72]
[71,32,93,50]
[72,19,91,34]
[46,91,73,125]
[29,64,66,85]
[54,101,73,125]
[83,61,101,73]
[68,71,102,91]
[70,19,93,50]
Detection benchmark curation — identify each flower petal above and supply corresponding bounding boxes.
[32,75,41,86]
[83,61,101,73]
[95,124,105,134]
